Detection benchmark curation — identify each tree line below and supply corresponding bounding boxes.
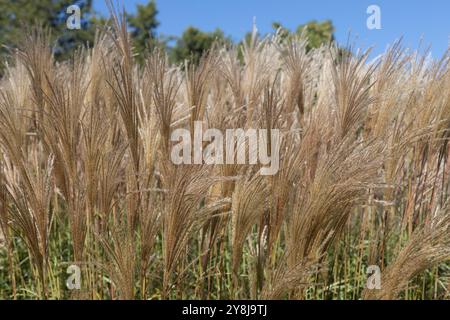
[0,0,335,68]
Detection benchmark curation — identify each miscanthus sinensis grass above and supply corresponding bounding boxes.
[0,12,450,299]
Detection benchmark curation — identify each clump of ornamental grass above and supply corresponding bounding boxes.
[0,6,449,300]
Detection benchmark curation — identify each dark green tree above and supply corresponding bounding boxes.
[170,26,231,65]
[272,20,335,51]
[297,20,334,51]
[127,0,160,61]
[0,0,97,62]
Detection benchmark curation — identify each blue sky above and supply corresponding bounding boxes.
[93,0,450,58]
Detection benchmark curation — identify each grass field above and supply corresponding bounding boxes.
[0,12,450,300]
